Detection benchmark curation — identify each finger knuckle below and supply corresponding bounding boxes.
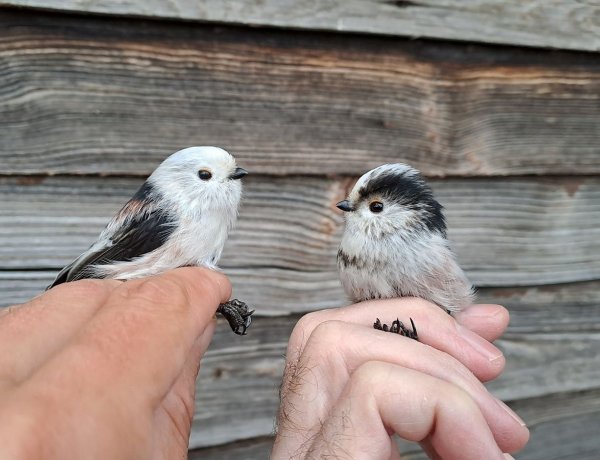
[350,361,385,392]
[289,311,326,350]
[443,382,477,410]
[304,320,347,356]
[310,319,345,343]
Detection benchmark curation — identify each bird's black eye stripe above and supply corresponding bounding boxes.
[369,201,384,213]
[198,170,212,181]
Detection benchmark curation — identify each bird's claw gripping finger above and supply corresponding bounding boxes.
[217,299,254,335]
[373,317,418,341]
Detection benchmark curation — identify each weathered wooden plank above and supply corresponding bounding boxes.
[4,268,600,333]
[2,1,599,52]
[2,175,600,289]
[186,436,423,459]
[391,390,600,460]
[3,275,599,448]
[512,388,600,432]
[519,411,600,460]
[490,334,600,399]
[1,10,600,176]
[190,318,600,447]
[0,271,54,307]
[4,276,598,453]
[509,389,600,460]
[187,437,274,460]
[188,389,600,458]
[4,266,600,328]
[484,282,600,334]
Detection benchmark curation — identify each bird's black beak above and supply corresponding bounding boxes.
[229,167,248,180]
[336,200,354,212]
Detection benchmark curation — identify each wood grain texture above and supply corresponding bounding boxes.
[187,389,600,458]
[188,437,274,460]
[2,175,600,293]
[1,10,600,176]
[2,1,600,52]
[186,435,427,459]
[512,389,600,460]
[191,314,600,447]
[3,278,598,448]
[4,271,600,332]
[0,8,597,456]
[395,390,600,460]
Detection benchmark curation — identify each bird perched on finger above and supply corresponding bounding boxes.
[336,163,474,339]
[47,146,253,335]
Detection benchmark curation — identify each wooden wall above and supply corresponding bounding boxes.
[1,3,599,458]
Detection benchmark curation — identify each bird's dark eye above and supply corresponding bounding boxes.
[198,170,212,181]
[369,201,384,213]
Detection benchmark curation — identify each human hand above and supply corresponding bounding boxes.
[272,299,529,459]
[0,267,230,460]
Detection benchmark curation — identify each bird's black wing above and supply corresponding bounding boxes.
[48,182,176,288]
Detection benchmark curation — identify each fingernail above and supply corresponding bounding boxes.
[457,324,504,364]
[504,454,515,459]
[458,304,506,319]
[496,399,527,427]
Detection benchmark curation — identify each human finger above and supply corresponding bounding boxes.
[0,279,121,389]
[280,321,528,454]
[24,267,230,407]
[279,362,508,460]
[288,298,506,383]
[152,319,217,460]
[454,303,510,342]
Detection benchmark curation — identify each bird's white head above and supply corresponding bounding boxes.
[149,146,247,216]
[337,163,446,239]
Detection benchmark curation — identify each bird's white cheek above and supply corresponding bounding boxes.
[231,181,243,203]
[344,211,367,232]
[344,210,385,240]
[219,180,242,207]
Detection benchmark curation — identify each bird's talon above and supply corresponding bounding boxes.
[373,317,419,341]
[217,299,254,335]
